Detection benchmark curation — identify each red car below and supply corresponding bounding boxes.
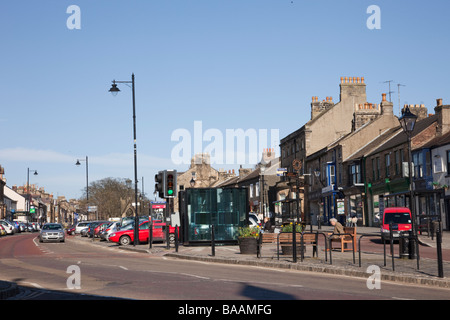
[381,207,413,241]
[66,225,76,235]
[108,220,177,245]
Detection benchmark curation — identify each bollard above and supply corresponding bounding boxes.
[436,222,444,278]
[148,221,153,249]
[398,232,409,259]
[175,225,179,253]
[211,224,215,257]
[166,224,170,249]
[292,225,297,263]
[389,222,395,271]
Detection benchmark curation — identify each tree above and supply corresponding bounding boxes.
[78,177,141,220]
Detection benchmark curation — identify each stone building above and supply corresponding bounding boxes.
[280,76,374,223]
[365,99,450,228]
[306,93,400,225]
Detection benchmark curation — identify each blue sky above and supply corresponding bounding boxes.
[1,0,450,200]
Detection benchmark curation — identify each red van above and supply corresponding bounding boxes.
[381,207,413,241]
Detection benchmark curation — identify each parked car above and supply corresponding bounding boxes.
[109,220,176,245]
[24,223,34,232]
[249,213,262,228]
[66,225,76,235]
[75,221,91,234]
[87,221,109,238]
[13,221,21,233]
[39,223,65,243]
[381,207,413,241]
[0,225,6,236]
[80,227,90,237]
[99,222,121,241]
[0,220,15,235]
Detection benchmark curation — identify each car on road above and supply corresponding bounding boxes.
[39,223,65,243]
[108,220,177,245]
[0,225,6,236]
[381,207,413,241]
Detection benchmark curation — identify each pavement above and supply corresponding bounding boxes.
[2,226,450,299]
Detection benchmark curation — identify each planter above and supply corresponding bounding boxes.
[281,245,305,256]
[238,237,258,254]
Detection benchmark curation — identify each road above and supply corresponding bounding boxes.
[1,233,449,302]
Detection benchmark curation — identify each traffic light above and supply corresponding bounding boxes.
[155,171,164,198]
[164,170,177,198]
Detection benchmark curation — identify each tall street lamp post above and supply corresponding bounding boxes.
[27,168,38,222]
[398,105,419,264]
[398,106,418,221]
[109,73,139,246]
[76,156,90,219]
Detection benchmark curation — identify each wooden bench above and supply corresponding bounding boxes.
[257,232,318,258]
[330,227,357,252]
[257,233,278,258]
[278,233,318,258]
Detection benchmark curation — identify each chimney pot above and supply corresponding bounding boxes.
[437,98,443,106]
[382,93,386,102]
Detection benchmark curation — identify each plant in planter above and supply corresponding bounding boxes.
[281,222,302,233]
[237,226,260,254]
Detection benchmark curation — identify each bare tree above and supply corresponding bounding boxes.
[78,177,135,220]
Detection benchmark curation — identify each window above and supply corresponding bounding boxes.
[372,158,376,180]
[395,150,402,175]
[376,157,380,180]
[413,152,423,178]
[425,151,431,177]
[349,163,361,185]
[328,163,335,186]
[385,154,391,177]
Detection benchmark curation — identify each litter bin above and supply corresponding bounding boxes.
[398,232,410,259]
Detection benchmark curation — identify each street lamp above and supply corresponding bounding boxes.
[109,73,139,246]
[76,156,90,219]
[398,105,418,250]
[27,168,38,222]
[398,106,417,211]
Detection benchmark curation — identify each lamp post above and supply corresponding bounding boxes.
[27,168,38,222]
[398,105,419,265]
[76,156,90,219]
[398,106,417,220]
[109,73,139,246]
[260,165,265,220]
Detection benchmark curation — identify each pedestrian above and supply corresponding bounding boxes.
[263,217,272,233]
[329,218,344,239]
